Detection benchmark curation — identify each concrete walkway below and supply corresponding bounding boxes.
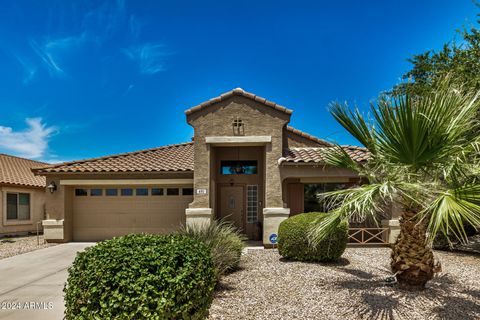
[0,243,92,320]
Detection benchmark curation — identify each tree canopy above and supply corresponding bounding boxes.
[393,7,480,96]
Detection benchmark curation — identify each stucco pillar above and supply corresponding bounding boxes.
[42,219,66,242]
[263,207,290,247]
[185,208,213,228]
[190,140,211,208]
[43,178,72,243]
[382,219,400,244]
[185,138,213,227]
[264,143,283,207]
[381,200,402,244]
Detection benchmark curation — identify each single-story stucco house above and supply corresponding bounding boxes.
[33,88,399,246]
[0,154,47,236]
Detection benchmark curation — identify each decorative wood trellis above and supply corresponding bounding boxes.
[348,228,389,245]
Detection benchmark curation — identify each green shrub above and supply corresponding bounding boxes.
[64,234,216,320]
[179,219,246,278]
[278,212,348,262]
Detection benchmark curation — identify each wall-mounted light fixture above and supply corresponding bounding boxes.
[47,181,57,194]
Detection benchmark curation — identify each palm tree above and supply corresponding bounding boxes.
[309,83,480,290]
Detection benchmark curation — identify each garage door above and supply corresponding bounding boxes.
[72,186,193,241]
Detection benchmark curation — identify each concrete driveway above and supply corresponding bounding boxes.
[0,243,92,320]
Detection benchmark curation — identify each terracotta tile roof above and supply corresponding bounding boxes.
[33,140,366,175]
[286,126,333,147]
[281,146,369,164]
[185,88,293,116]
[0,154,48,188]
[34,142,194,174]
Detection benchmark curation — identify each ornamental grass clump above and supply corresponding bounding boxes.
[64,234,216,320]
[278,212,348,262]
[179,219,246,278]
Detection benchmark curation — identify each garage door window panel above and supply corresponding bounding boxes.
[90,189,103,196]
[121,188,133,196]
[167,188,179,196]
[136,188,149,196]
[106,189,118,196]
[151,188,163,196]
[75,189,88,196]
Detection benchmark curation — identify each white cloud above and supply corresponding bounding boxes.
[124,43,170,75]
[30,40,65,77]
[45,32,89,51]
[0,118,57,159]
[29,33,88,78]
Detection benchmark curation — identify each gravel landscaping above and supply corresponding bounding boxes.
[0,234,56,260]
[209,247,480,320]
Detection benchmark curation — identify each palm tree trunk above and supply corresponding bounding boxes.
[391,211,440,290]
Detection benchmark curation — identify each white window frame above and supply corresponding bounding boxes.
[3,189,33,226]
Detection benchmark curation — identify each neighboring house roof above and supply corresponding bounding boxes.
[281,146,368,164]
[185,88,293,116]
[34,143,194,174]
[286,126,333,147]
[0,154,48,188]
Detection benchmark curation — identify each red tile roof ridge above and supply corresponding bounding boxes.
[185,88,294,116]
[286,126,333,147]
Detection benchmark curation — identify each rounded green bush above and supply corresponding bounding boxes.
[64,234,216,320]
[278,212,348,262]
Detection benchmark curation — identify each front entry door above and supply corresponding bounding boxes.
[219,186,245,233]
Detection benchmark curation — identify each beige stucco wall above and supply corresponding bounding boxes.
[187,96,290,209]
[0,185,45,235]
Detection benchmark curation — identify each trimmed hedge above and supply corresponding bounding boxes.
[64,234,216,320]
[278,212,348,262]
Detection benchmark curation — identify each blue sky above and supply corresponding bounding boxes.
[0,0,477,163]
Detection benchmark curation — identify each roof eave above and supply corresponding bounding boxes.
[0,182,46,189]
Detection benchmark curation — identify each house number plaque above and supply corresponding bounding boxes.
[195,188,208,195]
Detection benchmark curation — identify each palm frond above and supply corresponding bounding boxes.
[422,184,480,243]
[307,182,398,245]
[329,102,376,152]
[373,86,480,168]
[307,209,346,246]
[323,144,365,173]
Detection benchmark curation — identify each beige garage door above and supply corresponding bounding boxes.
[72,187,193,241]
